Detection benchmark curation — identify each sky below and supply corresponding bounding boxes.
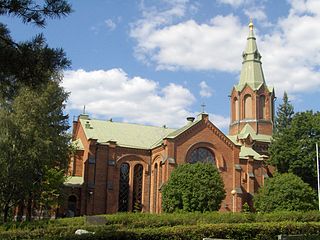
[1,0,320,133]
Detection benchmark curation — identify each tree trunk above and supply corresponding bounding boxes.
[26,197,32,221]
[16,200,24,222]
[3,205,9,223]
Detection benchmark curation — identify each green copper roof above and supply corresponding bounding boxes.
[235,20,266,92]
[238,124,272,142]
[80,118,176,149]
[239,146,262,160]
[166,118,201,139]
[64,176,83,187]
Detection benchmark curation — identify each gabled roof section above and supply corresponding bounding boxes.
[239,146,262,160]
[235,20,267,92]
[238,124,272,142]
[165,117,201,139]
[79,118,175,149]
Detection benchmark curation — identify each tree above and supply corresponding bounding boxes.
[254,173,317,212]
[0,1,72,221]
[162,163,225,213]
[0,0,71,27]
[275,92,294,132]
[0,82,70,222]
[269,111,320,188]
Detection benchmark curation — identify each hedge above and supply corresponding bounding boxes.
[2,212,320,239]
[2,222,320,240]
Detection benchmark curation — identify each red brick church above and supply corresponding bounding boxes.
[61,20,275,216]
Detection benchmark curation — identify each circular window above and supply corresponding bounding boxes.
[188,147,215,164]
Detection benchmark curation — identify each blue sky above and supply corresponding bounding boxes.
[1,0,320,133]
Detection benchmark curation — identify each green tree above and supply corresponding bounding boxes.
[0,0,71,27]
[0,1,72,221]
[254,173,317,212]
[275,92,294,132]
[269,111,320,188]
[162,163,225,213]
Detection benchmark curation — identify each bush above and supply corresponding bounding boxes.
[162,163,225,212]
[254,173,317,212]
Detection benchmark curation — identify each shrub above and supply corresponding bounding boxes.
[162,163,225,213]
[254,173,317,212]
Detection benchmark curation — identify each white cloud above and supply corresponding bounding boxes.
[217,0,245,7]
[209,114,230,129]
[62,69,230,131]
[105,19,116,31]
[259,0,320,94]
[62,69,197,128]
[199,81,213,97]
[131,14,247,71]
[130,0,320,96]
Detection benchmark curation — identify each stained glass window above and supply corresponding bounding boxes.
[118,163,130,212]
[132,164,143,212]
[188,147,215,164]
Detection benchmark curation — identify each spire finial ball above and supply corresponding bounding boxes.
[249,18,254,30]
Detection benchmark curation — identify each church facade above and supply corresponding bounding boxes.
[61,21,275,216]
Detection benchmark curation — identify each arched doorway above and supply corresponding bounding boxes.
[67,195,77,217]
[132,164,143,212]
[187,147,215,164]
[118,163,130,212]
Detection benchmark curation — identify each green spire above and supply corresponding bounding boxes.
[235,19,266,91]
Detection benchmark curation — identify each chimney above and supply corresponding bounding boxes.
[187,117,195,123]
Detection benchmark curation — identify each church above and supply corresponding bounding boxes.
[61,20,275,216]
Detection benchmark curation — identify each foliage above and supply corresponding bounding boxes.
[3,213,320,239]
[0,0,72,27]
[0,0,72,222]
[254,173,317,212]
[162,163,225,213]
[275,91,294,132]
[0,82,70,222]
[269,111,320,187]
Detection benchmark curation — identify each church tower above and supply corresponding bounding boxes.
[229,20,275,155]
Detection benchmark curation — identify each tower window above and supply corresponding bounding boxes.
[234,97,239,121]
[244,94,253,119]
[259,95,266,119]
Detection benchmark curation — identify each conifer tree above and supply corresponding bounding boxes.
[275,91,294,132]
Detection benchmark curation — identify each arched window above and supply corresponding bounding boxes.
[244,94,252,119]
[118,163,130,212]
[259,95,266,119]
[153,163,158,213]
[188,147,215,164]
[234,97,239,121]
[132,164,143,212]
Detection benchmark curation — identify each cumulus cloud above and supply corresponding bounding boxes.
[62,69,195,128]
[131,14,247,71]
[62,69,230,130]
[209,114,230,129]
[217,0,245,7]
[130,0,320,96]
[199,81,213,97]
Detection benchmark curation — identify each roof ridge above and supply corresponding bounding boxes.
[84,118,177,130]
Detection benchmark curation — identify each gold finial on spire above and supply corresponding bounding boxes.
[249,18,254,30]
